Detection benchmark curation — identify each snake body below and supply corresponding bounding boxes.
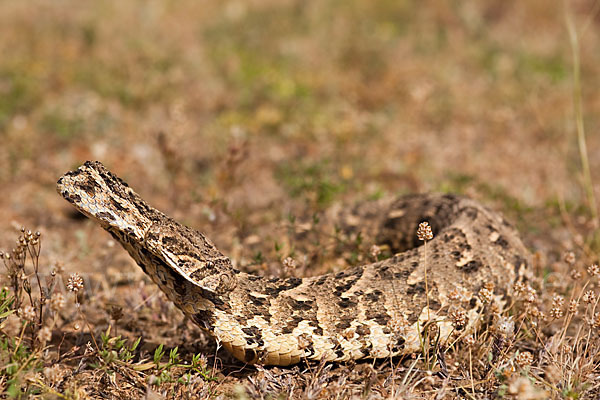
[57,161,530,366]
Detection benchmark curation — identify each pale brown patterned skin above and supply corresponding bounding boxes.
[57,161,530,366]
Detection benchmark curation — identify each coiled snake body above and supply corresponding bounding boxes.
[57,161,530,366]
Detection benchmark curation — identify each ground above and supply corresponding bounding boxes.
[1,0,600,399]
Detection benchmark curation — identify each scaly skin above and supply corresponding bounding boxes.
[57,161,530,365]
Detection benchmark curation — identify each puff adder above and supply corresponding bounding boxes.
[57,161,530,366]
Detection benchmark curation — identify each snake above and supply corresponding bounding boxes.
[57,161,530,366]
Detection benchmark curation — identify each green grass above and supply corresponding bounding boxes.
[276,159,348,207]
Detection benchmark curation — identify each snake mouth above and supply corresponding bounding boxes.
[57,161,151,239]
[57,161,106,211]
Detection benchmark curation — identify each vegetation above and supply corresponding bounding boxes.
[1,0,600,398]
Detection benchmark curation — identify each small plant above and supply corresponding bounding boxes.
[89,327,142,370]
[150,344,217,387]
[275,159,347,208]
[0,287,15,322]
[0,334,44,397]
[0,228,60,398]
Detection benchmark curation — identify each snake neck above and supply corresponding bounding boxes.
[57,161,237,295]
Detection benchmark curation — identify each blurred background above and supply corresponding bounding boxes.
[1,1,600,396]
[1,0,599,282]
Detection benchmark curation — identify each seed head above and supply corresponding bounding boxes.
[19,305,36,322]
[448,286,470,302]
[85,341,95,355]
[50,293,66,312]
[54,261,65,274]
[549,295,564,319]
[38,326,52,343]
[463,335,476,346]
[563,251,576,266]
[369,244,381,259]
[570,269,582,280]
[592,313,600,329]
[417,222,433,241]
[479,286,494,304]
[568,299,579,315]
[508,376,547,398]
[450,308,468,330]
[588,264,600,277]
[67,273,84,292]
[513,281,526,295]
[550,295,565,319]
[43,365,61,383]
[515,351,533,368]
[282,256,297,269]
[527,306,541,318]
[583,290,597,305]
[516,284,537,303]
[496,316,515,338]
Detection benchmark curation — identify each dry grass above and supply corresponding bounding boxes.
[1,0,600,398]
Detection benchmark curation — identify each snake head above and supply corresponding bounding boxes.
[57,161,154,241]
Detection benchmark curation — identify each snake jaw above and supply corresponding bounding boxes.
[57,161,152,240]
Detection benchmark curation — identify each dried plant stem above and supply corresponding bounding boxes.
[12,322,28,358]
[469,348,475,397]
[76,305,100,351]
[565,2,599,225]
[417,222,433,321]
[423,241,430,321]
[559,280,589,344]
[27,237,44,325]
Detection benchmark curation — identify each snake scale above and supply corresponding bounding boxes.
[57,161,530,366]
